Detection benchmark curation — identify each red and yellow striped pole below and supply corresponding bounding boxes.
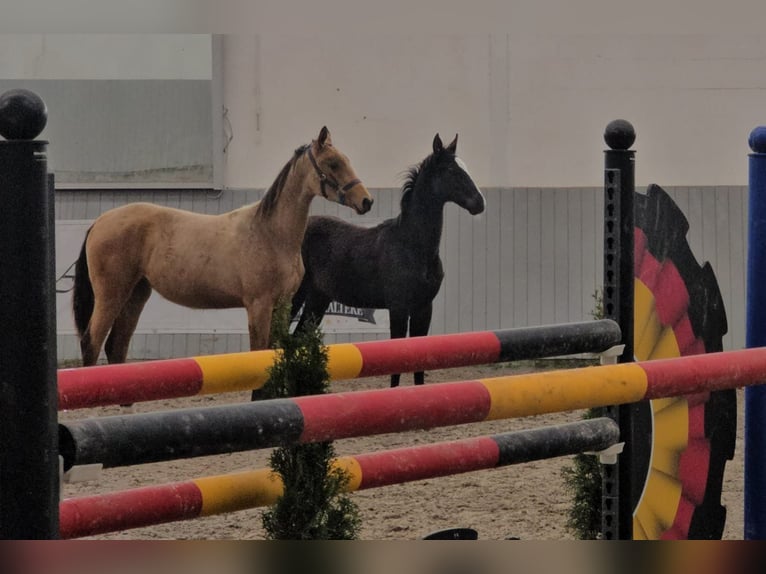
[58,320,620,410]
[59,418,618,539]
[60,347,766,471]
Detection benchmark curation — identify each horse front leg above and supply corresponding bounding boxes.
[246,299,273,351]
[388,308,409,388]
[247,299,274,401]
[295,291,331,334]
[408,302,433,385]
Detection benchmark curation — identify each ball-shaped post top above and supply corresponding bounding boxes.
[604,119,636,151]
[749,126,766,154]
[0,89,48,141]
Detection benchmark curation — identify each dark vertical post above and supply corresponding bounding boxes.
[745,126,766,540]
[601,119,635,540]
[0,89,59,538]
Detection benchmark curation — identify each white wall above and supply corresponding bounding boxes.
[0,35,213,183]
[508,33,766,188]
[4,28,764,190]
[220,32,766,190]
[0,34,211,79]
[220,34,500,190]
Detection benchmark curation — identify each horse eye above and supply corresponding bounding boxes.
[328,161,341,171]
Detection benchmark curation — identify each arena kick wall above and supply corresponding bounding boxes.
[53,184,747,362]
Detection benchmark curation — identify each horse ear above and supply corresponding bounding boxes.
[446,134,458,154]
[318,126,332,148]
[433,133,443,153]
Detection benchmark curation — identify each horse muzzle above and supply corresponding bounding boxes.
[467,194,486,215]
[356,196,374,214]
[346,186,374,214]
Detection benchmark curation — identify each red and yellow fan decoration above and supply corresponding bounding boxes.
[631,184,736,539]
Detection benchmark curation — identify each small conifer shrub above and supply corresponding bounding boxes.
[261,302,361,539]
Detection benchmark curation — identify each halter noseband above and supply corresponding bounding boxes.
[307,146,361,205]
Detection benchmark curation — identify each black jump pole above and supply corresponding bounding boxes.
[0,89,59,539]
[601,119,636,540]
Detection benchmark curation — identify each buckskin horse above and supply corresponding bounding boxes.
[73,126,373,366]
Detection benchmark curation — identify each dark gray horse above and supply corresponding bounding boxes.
[291,133,485,386]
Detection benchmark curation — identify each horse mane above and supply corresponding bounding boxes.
[400,146,443,214]
[257,144,311,217]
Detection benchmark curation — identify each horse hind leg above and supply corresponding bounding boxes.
[79,328,101,367]
[289,278,309,324]
[80,293,131,367]
[294,290,331,334]
[104,278,152,364]
[251,291,330,402]
[408,302,433,386]
[388,308,410,388]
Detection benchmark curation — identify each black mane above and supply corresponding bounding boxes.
[258,144,310,217]
[400,148,444,214]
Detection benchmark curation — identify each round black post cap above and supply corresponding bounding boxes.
[749,126,766,154]
[604,119,635,150]
[0,89,48,141]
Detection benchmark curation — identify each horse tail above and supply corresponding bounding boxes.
[72,228,94,338]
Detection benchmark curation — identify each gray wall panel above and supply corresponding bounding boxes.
[443,203,460,334]
[470,205,488,332]
[53,185,749,362]
[0,79,212,184]
[565,190,582,321]
[458,204,476,332]
[728,189,747,352]
[498,189,514,329]
[171,332,188,360]
[512,189,530,326]
[528,189,544,325]
[715,188,733,349]
[553,189,569,323]
[662,186,748,352]
[484,189,502,331]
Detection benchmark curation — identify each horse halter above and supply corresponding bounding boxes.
[307,147,361,205]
